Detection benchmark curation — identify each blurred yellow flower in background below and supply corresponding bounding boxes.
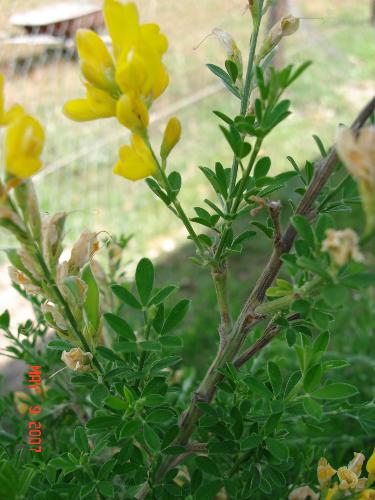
[5,111,45,179]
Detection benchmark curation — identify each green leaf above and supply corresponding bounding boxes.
[86,415,121,431]
[206,63,241,98]
[105,396,127,411]
[150,285,177,305]
[195,456,221,477]
[244,375,273,399]
[291,215,315,248]
[103,313,135,341]
[341,273,375,288]
[98,481,114,497]
[119,419,142,438]
[74,426,89,453]
[143,424,160,451]
[96,346,124,363]
[160,336,183,349]
[267,361,282,396]
[139,341,161,352]
[47,339,73,351]
[312,383,358,400]
[313,331,330,355]
[303,364,323,393]
[265,437,289,461]
[90,384,109,407]
[111,285,142,309]
[146,408,176,424]
[240,434,262,451]
[254,157,271,180]
[0,310,10,330]
[113,341,138,353]
[135,258,154,305]
[213,110,233,125]
[284,370,301,397]
[303,398,322,420]
[161,299,191,334]
[145,178,170,205]
[225,59,239,82]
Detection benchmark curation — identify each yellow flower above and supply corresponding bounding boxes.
[359,490,375,500]
[63,84,116,121]
[61,348,93,372]
[322,228,364,267]
[336,126,375,234]
[5,111,45,179]
[116,92,149,131]
[76,29,116,92]
[337,466,358,490]
[367,449,375,482]
[160,117,182,159]
[65,0,169,129]
[113,134,158,181]
[317,457,337,488]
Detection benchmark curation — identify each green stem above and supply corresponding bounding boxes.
[135,312,153,389]
[317,172,349,211]
[211,263,232,334]
[148,146,206,258]
[228,0,264,200]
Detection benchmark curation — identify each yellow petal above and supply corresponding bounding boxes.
[5,157,42,179]
[76,29,115,90]
[0,73,4,121]
[116,93,149,131]
[63,99,100,121]
[86,85,117,117]
[367,449,375,475]
[152,64,169,100]
[103,0,139,59]
[113,134,157,181]
[140,24,168,55]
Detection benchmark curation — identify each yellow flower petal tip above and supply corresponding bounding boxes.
[5,113,45,179]
[113,134,157,181]
[160,117,182,159]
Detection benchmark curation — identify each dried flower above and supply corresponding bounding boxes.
[317,457,337,488]
[337,466,358,490]
[288,485,319,500]
[68,231,99,272]
[348,452,365,477]
[212,28,243,79]
[61,348,93,372]
[336,126,375,234]
[256,15,300,63]
[8,267,41,296]
[322,228,364,267]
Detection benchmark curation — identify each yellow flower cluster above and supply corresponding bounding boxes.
[290,451,375,500]
[64,0,181,181]
[0,75,45,179]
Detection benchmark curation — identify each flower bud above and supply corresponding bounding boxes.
[61,347,93,372]
[336,126,375,235]
[116,93,149,131]
[256,15,300,63]
[322,229,364,267]
[160,117,181,159]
